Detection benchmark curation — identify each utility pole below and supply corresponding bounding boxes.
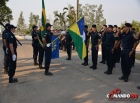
[76,0,79,22]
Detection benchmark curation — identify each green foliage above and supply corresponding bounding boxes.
[0,0,13,23]
[53,3,106,31]
[17,11,26,35]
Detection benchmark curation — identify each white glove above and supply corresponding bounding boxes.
[17,44,22,46]
[6,48,8,54]
[12,54,16,61]
[46,43,51,47]
[61,31,66,35]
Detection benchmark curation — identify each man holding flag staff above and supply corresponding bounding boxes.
[42,23,64,76]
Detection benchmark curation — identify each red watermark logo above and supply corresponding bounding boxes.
[107,88,138,101]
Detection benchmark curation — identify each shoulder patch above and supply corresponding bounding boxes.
[10,36,13,38]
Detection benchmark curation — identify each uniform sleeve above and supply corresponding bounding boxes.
[32,32,37,39]
[98,33,101,39]
[8,35,14,44]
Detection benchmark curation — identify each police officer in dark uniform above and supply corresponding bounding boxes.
[104,25,119,75]
[66,29,72,60]
[119,23,137,82]
[38,29,45,69]
[100,25,107,64]
[89,24,101,70]
[2,23,10,74]
[81,25,90,66]
[32,25,39,65]
[7,25,18,83]
[42,23,62,76]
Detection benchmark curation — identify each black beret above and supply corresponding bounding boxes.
[108,25,113,28]
[103,24,107,27]
[5,23,10,27]
[85,25,88,28]
[46,23,52,27]
[9,25,17,29]
[114,25,118,28]
[32,25,38,29]
[92,24,96,28]
[125,23,132,27]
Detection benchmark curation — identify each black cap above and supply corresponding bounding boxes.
[108,25,113,28]
[46,23,52,27]
[92,24,96,28]
[85,25,88,28]
[32,25,38,30]
[114,25,118,28]
[9,25,17,29]
[103,24,107,27]
[125,23,132,27]
[5,23,10,27]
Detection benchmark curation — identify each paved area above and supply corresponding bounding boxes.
[0,40,140,103]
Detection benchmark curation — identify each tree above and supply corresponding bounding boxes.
[0,0,13,23]
[28,12,34,32]
[17,11,26,35]
[33,14,39,25]
[53,10,67,30]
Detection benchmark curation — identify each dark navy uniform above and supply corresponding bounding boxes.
[32,30,39,65]
[7,30,18,83]
[120,31,136,81]
[66,32,72,60]
[2,28,9,73]
[105,31,116,74]
[89,31,101,69]
[100,30,106,64]
[43,30,53,74]
[38,31,45,69]
[83,30,90,65]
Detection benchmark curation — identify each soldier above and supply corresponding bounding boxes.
[89,24,101,70]
[32,25,39,65]
[42,23,62,76]
[100,25,107,64]
[38,29,45,69]
[2,23,10,74]
[104,25,119,75]
[65,30,72,60]
[7,25,18,83]
[119,23,137,82]
[81,25,90,66]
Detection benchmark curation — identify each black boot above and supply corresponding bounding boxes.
[81,62,85,65]
[38,64,45,69]
[137,86,140,89]
[100,60,103,63]
[9,78,18,83]
[34,61,39,66]
[66,57,71,60]
[90,65,94,69]
[124,75,129,82]
[93,66,97,70]
[119,74,125,80]
[84,62,88,66]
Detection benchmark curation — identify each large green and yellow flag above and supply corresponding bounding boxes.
[41,0,47,38]
[68,17,86,60]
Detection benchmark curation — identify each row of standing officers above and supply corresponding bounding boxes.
[2,22,140,84]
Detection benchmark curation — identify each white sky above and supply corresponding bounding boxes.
[7,0,140,26]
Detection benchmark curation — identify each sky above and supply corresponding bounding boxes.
[7,0,140,26]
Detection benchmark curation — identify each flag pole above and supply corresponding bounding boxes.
[76,0,79,22]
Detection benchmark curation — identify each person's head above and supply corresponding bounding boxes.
[5,23,10,29]
[91,24,96,31]
[46,23,52,30]
[113,25,118,31]
[9,25,17,33]
[84,25,88,31]
[108,25,113,32]
[123,23,132,32]
[32,25,38,31]
[103,24,107,30]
